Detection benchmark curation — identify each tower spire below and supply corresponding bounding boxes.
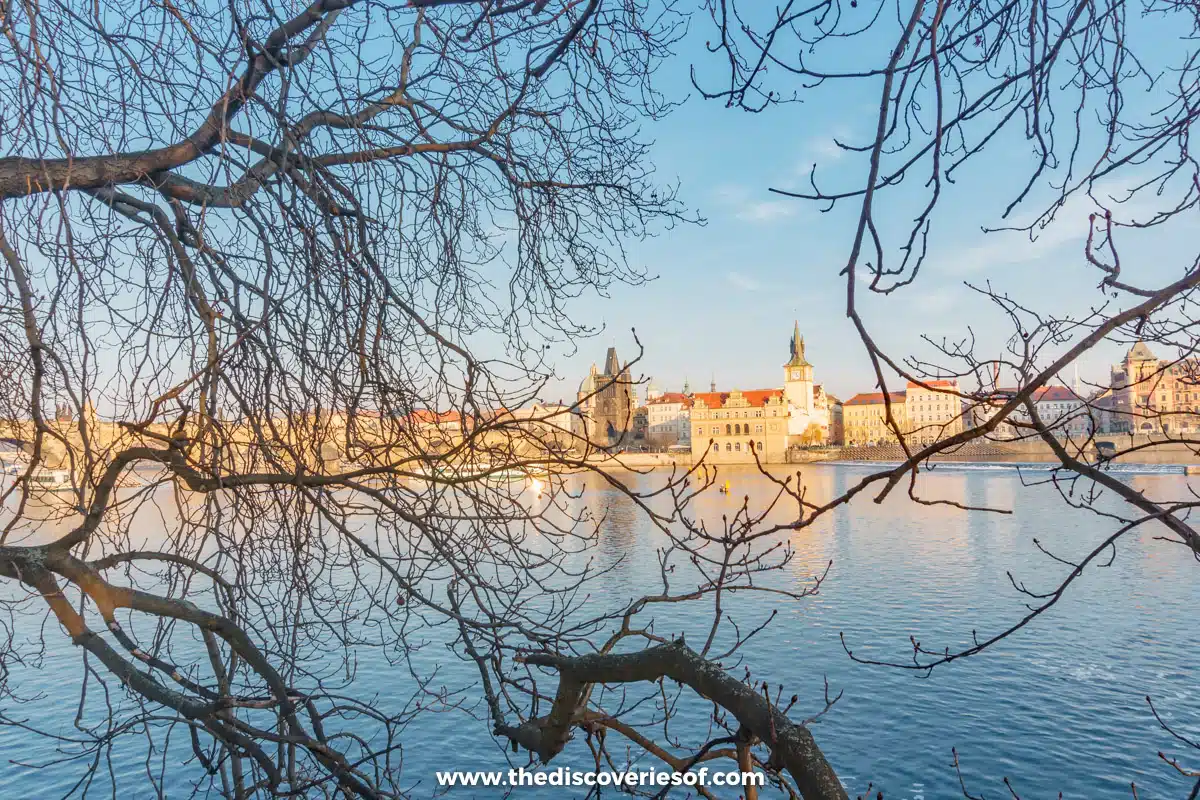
[785,321,811,368]
[710,374,716,393]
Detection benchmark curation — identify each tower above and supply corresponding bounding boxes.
[645,377,662,404]
[603,347,620,377]
[783,320,814,417]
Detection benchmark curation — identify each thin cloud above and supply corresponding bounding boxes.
[713,185,797,224]
[736,200,795,222]
[804,134,849,164]
[726,271,763,291]
[773,128,855,193]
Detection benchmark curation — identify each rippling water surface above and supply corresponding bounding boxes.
[1,464,1198,798]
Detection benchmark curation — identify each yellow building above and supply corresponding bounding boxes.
[843,392,908,445]
[690,389,791,464]
[904,380,965,444]
[1107,340,1200,434]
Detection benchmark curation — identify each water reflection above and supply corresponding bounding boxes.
[0,465,1196,799]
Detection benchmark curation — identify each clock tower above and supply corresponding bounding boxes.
[783,320,814,423]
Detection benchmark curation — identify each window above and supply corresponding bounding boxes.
[755,424,763,433]
[726,424,732,435]
[758,441,764,452]
[712,442,719,451]
[725,442,732,451]
[734,442,741,451]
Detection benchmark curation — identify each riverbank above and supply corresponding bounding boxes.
[582,436,1200,470]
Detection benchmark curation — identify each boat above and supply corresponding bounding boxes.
[428,462,549,484]
[23,467,72,491]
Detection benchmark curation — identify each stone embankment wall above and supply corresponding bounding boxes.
[806,438,1092,462]
[591,452,693,469]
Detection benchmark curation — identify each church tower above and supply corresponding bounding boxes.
[783,320,814,418]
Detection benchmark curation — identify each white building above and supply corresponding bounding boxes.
[970,385,1092,440]
[645,392,692,447]
[782,321,831,443]
[1031,386,1090,438]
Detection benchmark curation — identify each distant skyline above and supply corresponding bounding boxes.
[533,20,1194,406]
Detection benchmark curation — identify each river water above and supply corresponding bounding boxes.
[1,463,1197,798]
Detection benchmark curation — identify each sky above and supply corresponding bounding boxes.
[532,11,1198,406]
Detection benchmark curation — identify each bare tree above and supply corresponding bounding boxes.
[0,1,856,798]
[4,0,1199,796]
[694,0,1200,795]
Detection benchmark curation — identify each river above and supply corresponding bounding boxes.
[0,462,1197,798]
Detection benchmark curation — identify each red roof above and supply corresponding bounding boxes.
[647,392,692,407]
[692,389,783,408]
[845,392,906,406]
[992,386,1082,402]
[1034,386,1081,402]
[906,380,958,389]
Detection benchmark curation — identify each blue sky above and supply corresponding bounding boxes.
[535,14,1197,405]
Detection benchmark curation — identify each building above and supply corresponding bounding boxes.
[1031,386,1090,438]
[843,392,908,445]
[496,402,578,453]
[1107,340,1200,434]
[632,406,649,444]
[969,386,1086,440]
[644,380,664,404]
[691,389,791,463]
[782,321,833,443]
[1092,391,1118,434]
[576,347,638,449]
[645,392,692,448]
[827,394,845,446]
[904,380,964,445]
[403,410,464,451]
[688,323,831,463]
[966,391,1021,440]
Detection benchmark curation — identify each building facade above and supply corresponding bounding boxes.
[690,389,791,464]
[687,323,832,463]
[904,380,964,445]
[827,395,844,446]
[576,347,638,449]
[843,392,908,445]
[1107,341,1200,434]
[499,403,577,453]
[1031,386,1090,438]
[645,392,692,448]
[782,321,833,443]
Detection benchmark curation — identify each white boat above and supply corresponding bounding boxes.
[23,467,72,491]
[431,463,549,483]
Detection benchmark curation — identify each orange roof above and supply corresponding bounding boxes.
[647,392,692,407]
[1034,386,1081,402]
[692,389,783,408]
[906,380,958,389]
[845,391,906,406]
